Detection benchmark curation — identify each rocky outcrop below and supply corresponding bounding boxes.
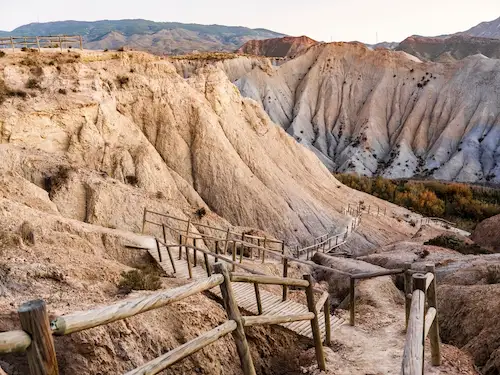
[236,42,500,183]
[237,36,318,58]
[396,35,500,61]
[471,214,500,253]
[458,16,500,39]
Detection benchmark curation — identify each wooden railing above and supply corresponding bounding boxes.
[401,264,441,374]
[0,35,83,51]
[0,263,328,374]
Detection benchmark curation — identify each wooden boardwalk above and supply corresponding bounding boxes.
[147,241,344,341]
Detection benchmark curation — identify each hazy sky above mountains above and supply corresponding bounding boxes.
[1,0,499,43]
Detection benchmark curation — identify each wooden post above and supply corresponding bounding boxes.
[303,274,326,371]
[282,258,289,302]
[141,208,147,233]
[18,300,59,375]
[193,239,198,267]
[10,36,14,52]
[214,264,256,375]
[36,36,41,52]
[404,262,412,330]
[203,252,211,277]
[254,283,263,315]
[155,239,163,263]
[413,273,427,372]
[281,241,285,255]
[349,277,355,326]
[426,264,441,366]
[239,241,243,263]
[185,218,191,239]
[214,240,219,263]
[186,247,193,279]
[324,297,331,346]
[336,236,339,245]
[241,233,246,261]
[178,234,183,260]
[223,229,230,255]
[79,35,83,50]
[232,241,236,272]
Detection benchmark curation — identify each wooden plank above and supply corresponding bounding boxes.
[425,273,434,291]
[124,321,237,375]
[230,274,309,288]
[424,308,436,338]
[254,284,263,315]
[425,264,441,366]
[351,268,404,280]
[243,313,313,327]
[315,292,329,312]
[19,300,59,375]
[0,330,31,353]
[51,275,223,335]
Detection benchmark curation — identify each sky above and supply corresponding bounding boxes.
[1,0,499,44]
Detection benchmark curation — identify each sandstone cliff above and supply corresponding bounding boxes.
[235,42,500,183]
[237,36,318,58]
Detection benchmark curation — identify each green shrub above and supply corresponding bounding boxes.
[118,267,162,293]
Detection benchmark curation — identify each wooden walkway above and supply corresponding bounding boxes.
[147,241,344,341]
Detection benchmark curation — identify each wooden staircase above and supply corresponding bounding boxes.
[148,242,345,341]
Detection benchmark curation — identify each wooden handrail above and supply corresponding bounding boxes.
[51,275,224,335]
[124,320,237,375]
[0,331,31,353]
[230,273,310,288]
[351,268,404,280]
[243,313,314,326]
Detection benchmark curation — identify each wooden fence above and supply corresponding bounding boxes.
[0,263,328,374]
[401,264,441,374]
[0,35,83,51]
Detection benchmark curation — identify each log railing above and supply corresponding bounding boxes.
[0,264,328,374]
[401,264,441,374]
[0,35,83,51]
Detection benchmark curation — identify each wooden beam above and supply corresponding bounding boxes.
[214,263,256,375]
[425,272,434,291]
[324,298,331,346]
[19,300,59,375]
[351,268,404,280]
[51,275,224,335]
[282,258,288,301]
[424,307,436,338]
[230,274,309,288]
[303,274,326,371]
[403,263,412,330]
[242,313,314,327]
[254,284,262,315]
[124,320,237,375]
[315,291,329,313]
[0,330,31,353]
[425,264,441,366]
[401,289,425,375]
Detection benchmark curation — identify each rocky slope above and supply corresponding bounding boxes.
[471,214,500,252]
[236,36,318,58]
[458,16,500,39]
[396,35,500,61]
[235,42,500,183]
[0,19,284,55]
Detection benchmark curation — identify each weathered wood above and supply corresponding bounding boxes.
[186,247,193,279]
[141,208,147,233]
[18,300,59,375]
[155,239,163,263]
[0,330,31,353]
[282,258,289,301]
[193,238,198,267]
[230,274,309,288]
[254,283,263,315]
[351,268,404,280]
[214,240,219,262]
[403,263,412,330]
[214,263,256,375]
[315,291,329,313]
[178,235,183,260]
[79,35,83,50]
[425,264,441,366]
[303,274,326,371]
[124,320,237,375]
[232,241,236,272]
[51,275,224,335]
[203,252,211,276]
[349,277,355,326]
[424,307,436,338]
[401,289,425,375]
[425,272,434,291]
[324,298,331,346]
[239,240,244,263]
[223,229,230,254]
[243,313,314,327]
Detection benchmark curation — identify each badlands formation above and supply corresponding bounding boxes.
[236,42,500,183]
[0,47,497,374]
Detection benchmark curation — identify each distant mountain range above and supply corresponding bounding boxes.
[0,19,284,55]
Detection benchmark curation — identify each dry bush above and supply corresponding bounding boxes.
[486,265,500,284]
[25,78,41,90]
[58,88,67,95]
[0,78,27,104]
[116,75,129,88]
[424,234,491,255]
[118,266,162,293]
[170,52,240,61]
[0,51,5,58]
[195,207,207,218]
[44,166,71,196]
[19,221,35,246]
[125,175,138,185]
